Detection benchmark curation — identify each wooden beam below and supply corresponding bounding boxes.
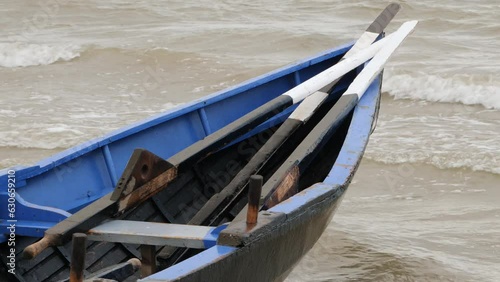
[87,220,216,249]
[69,233,86,282]
[140,245,156,278]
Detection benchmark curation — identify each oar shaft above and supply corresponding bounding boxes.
[168,33,394,170]
[283,33,393,104]
[347,20,418,99]
[236,19,418,218]
[168,95,293,170]
[186,8,407,226]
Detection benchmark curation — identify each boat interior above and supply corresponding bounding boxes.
[2,67,360,282]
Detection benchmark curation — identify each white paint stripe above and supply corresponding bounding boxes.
[288,91,329,122]
[315,4,399,94]
[345,20,418,99]
[283,32,395,104]
[344,31,379,58]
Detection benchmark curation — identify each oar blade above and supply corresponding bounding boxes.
[348,20,419,99]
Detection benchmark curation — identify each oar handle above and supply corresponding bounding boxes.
[23,234,59,259]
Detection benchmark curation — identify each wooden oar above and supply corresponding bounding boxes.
[113,34,396,211]
[158,4,402,264]
[22,24,397,261]
[234,20,419,221]
[185,3,401,228]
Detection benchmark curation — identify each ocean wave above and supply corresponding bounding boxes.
[384,73,500,110]
[365,151,500,175]
[366,111,500,175]
[0,124,87,150]
[0,102,179,150]
[0,43,81,68]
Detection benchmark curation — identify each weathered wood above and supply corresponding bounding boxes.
[246,175,263,226]
[87,220,215,248]
[85,258,141,281]
[233,94,359,222]
[117,167,178,213]
[187,122,293,225]
[168,95,293,171]
[22,166,177,260]
[70,233,87,282]
[111,149,173,201]
[181,7,403,229]
[140,245,156,278]
[264,165,300,209]
[22,234,58,260]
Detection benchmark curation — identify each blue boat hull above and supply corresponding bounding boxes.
[143,71,381,282]
[0,40,381,281]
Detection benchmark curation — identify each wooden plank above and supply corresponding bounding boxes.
[87,220,215,249]
[69,233,86,282]
[84,258,141,281]
[140,245,156,278]
[87,246,128,274]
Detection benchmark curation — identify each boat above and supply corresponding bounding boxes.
[0,5,416,281]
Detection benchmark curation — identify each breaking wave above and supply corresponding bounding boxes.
[366,113,500,175]
[0,43,81,67]
[365,150,500,175]
[384,73,500,110]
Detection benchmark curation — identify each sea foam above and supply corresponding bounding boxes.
[0,43,81,68]
[384,73,500,110]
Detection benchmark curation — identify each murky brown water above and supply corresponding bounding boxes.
[1,1,499,281]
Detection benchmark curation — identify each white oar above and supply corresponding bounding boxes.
[165,25,398,170]
[282,30,396,104]
[347,23,419,100]
[183,3,402,228]
[234,20,419,219]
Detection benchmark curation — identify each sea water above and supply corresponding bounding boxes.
[1,1,498,281]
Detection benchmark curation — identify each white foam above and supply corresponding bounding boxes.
[366,148,500,175]
[366,112,500,175]
[0,43,81,68]
[384,73,500,110]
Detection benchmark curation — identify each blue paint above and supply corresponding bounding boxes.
[102,145,118,186]
[139,72,381,280]
[293,71,301,85]
[268,76,381,215]
[268,184,339,214]
[143,48,379,281]
[203,224,228,248]
[0,42,351,236]
[139,245,238,281]
[324,76,380,186]
[197,108,212,135]
[0,193,70,241]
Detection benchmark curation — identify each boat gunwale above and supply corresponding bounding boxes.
[139,72,382,282]
[0,42,352,182]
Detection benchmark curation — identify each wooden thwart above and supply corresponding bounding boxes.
[87,220,216,248]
